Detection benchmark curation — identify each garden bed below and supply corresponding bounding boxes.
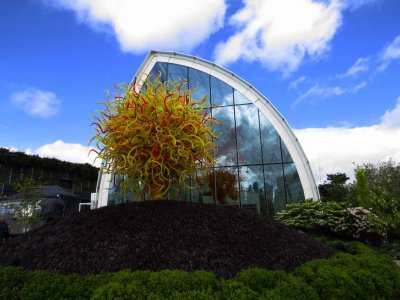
[0,201,334,277]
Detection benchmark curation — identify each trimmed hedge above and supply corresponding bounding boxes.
[1,242,399,299]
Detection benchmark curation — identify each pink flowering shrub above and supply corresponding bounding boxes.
[334,207,385,245]
[275,201,386,245]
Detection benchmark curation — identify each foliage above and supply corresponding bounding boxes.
[207,169,239,204]
[335,207,385,245]
[355,167,369,208]
[275,200,386,244]
[1,241,400,299]
[362,159,400,200]
[274,199,345,235]
[90,76,219,199]
[354,161,400,239]
[294,241,400,300]
[0,147,98,182]
[12,177,42,233]
[318,173,351,202]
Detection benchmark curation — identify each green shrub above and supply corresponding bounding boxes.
[274,199,344,235]
[294,242,400,299]
[275,200,386,244]
[234,268,287,292]
[217,280,259,299]
[1,242,399,299]
[335,207,385,245]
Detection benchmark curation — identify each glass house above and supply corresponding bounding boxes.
[93,51,319,215]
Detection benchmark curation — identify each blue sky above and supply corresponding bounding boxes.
[1,0,399,181]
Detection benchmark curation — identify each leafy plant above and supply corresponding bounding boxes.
[274,199,345,235]
[275,200,386,244]
[318,173,351,202]
[12,177,42,233]
[90,75,219,199]
[353,162,400,240]
[355,167,369,208]
[335,207,385,245]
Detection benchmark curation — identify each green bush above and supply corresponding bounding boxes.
[274,199,344,235]
[1,242,399,299]
[275,200,386,244]
[335,207,385,245]
[294,241,400,299]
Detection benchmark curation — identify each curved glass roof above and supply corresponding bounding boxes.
[94,51,319,215]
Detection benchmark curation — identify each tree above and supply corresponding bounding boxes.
[355,168,369,208]
[361,159,400,201]
[354,160,400,240]
[13,177,42,233]
[318,173,350,202]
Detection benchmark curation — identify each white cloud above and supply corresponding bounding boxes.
[45,0,226,52]
[340,0,381,10]
[343,57,369,77]
[293,81,367,107]
[352,81,368,93]
[292,84,345,107]
[381,96,400,128]
[33,140,100,167]
[289,76,307,89]
[295,125,400,183]
[379,35,400,71]
[214,0,343,74]
[11,88,61,118]
[294,96,400,183]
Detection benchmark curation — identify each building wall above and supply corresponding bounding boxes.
[95,52,319,215]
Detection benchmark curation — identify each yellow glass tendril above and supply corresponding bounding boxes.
[90,75,219,199]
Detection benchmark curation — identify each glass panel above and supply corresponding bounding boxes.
[259,116,282,164]
[193,170,215,204]
[188,68,210,106]
[235,105,262,165]
[239,165,265,214]
[234,90,251,105]
[283,163,305,203]
[214,167,240,206]
[281,139,294,163]
[149,62,167,83]
[167,63,188,87]
[210,76,233,106]
[107,175,124,205]
[211,106,237,166]
[166,182,191,202]
[264,164,286,214]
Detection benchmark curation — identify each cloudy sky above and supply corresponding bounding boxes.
[1,0,399,183]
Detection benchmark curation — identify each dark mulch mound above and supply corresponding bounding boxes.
[0,201,335,278]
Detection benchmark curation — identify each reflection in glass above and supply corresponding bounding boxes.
[234,90,251,105]
[189,68,210,106]
[213,167,239,205]
[260,116,282,164]
[284,163,305,203]
[239,165,265,214]
[281,140,294,163]
[211,76,233,106]
[264,164,286,215]
[167,63,188,88]
[166,182,191,202]
[235,105,262,165]
[212,106,237,166]
[149,62,167,83]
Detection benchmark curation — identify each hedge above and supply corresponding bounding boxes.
[1,242,399,299]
